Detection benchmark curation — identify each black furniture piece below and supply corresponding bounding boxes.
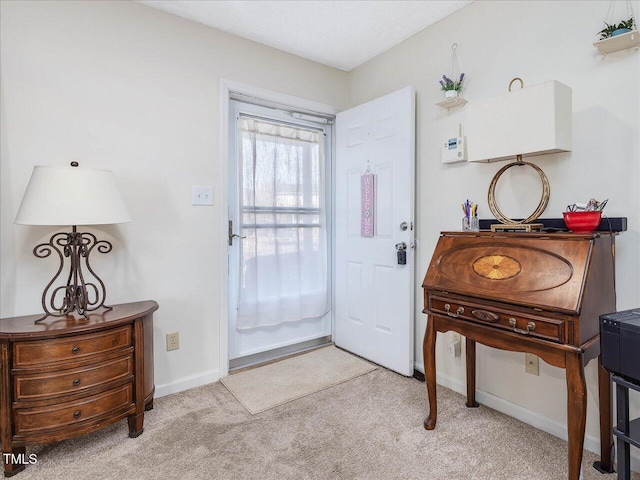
[478,216,628,233]
[612,375,640,480]
[600,308,640,480]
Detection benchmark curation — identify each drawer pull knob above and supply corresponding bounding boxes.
[472,310,499,323]
[71,346,80,354]
[509,318,536,335]
[72,379,81,386]
[443,304,464,318]
[73,410,81,418]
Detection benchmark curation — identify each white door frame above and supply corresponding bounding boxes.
[218,79,340,378]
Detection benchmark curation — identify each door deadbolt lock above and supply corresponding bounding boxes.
[395,242,407,265]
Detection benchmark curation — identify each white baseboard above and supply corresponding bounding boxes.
[414,362,640,472]
[154,369,220,398]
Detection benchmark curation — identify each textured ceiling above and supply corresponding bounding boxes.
[138,1,474,71]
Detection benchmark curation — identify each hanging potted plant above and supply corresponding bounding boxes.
[598,17,635,39]
[436,43,468,108]
[593,2,639,55]
[440,73,465,98]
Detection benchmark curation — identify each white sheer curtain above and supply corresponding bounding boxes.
[236,116,329,329]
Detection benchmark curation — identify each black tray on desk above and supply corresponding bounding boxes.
[479,217,627,233]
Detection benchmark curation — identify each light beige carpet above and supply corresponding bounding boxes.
[220,346,377,414]
[18,368,639,480]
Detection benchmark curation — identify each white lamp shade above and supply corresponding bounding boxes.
[14,165,132,226]
[467,80,573,163]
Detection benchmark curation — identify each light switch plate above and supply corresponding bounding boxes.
[192,186,214,206]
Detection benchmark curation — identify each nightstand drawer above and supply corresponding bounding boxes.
[13,327,131,368]
[429,295,565,343]
[14,383,133,436]
[14,354,133,401]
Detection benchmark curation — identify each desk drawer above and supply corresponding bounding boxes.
[14,354,133,401]
[14,383,133,436]
[13,327,132,368]
[429,296,565,343]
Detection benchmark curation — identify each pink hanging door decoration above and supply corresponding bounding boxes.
[361,172,375,237]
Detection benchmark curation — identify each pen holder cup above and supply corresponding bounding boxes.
[463,217,479,232]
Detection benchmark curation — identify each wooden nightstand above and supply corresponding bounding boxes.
[0,301,158,476]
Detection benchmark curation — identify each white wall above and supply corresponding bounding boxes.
[348,0,639,467]
[0,0,349,394]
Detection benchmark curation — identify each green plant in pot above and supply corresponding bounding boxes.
[598,17,635,39]
[439,73,465,98]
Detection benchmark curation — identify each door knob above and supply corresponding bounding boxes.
[228,220,247,246]
[400,221,413,231]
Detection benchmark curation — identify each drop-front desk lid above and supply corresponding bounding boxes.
[423,231,610,315]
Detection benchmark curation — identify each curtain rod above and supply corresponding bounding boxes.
[238,113,327,134]
[230,92,335,124]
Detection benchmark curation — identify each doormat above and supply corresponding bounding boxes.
[220,346,377,414]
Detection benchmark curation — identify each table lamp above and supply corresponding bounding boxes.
[467,78,572,231]
[14,162,131,322]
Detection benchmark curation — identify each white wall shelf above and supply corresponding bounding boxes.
[436,97,467,109]
[594,30,640,55]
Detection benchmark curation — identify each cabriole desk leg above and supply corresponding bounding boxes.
[566,352,587,480]
[423,315,438,430]
[465,339,480,408]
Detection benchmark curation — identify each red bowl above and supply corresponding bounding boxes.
[563,211,602,233]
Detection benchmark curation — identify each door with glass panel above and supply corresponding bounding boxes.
[228,100,332,368]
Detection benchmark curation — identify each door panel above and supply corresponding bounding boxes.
[347,262,363,322]
[228,100,332,363]
[376,164,393,237]
[334,86,415,376]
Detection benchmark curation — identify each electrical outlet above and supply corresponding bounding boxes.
[448,340,461,357]
[448,332,462,357]
[525,353,539,375]
[166,332,180,351]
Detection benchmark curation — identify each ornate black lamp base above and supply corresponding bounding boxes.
[33,226,113,323]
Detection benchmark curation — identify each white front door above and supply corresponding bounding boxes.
[334,86,415,376]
